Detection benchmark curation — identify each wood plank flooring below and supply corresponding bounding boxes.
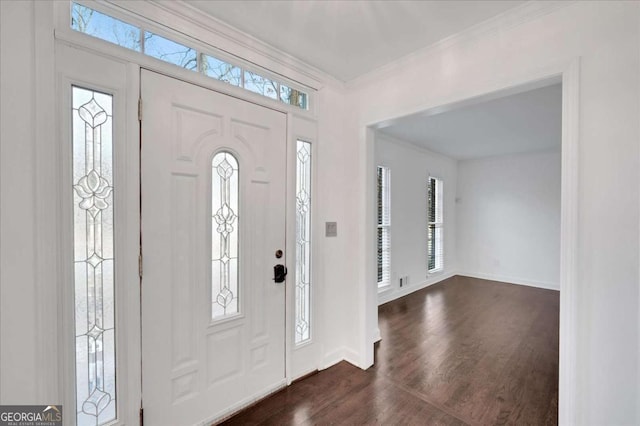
[221,276,559,425]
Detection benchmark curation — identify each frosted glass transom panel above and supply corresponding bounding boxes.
[72,86,117,426]
[295,141,312,344]
[212,152,239,320]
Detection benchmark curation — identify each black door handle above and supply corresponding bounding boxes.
[273,264,287,283]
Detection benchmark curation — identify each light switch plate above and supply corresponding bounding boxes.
[325,222,337,237]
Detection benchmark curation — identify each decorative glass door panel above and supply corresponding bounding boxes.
[295,141,312,344]
[72,86,117,426]
[211,152,239,319]
[140,70,287,426]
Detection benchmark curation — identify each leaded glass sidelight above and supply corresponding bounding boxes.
[212,152,240,320]
[295,141,312,344]
[72,86,117,426]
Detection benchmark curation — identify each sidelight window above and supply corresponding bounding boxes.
[72,86,117,426]
[295,141,312,344]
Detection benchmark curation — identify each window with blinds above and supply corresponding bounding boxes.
[377,166,391,288]
[427,176,444,273]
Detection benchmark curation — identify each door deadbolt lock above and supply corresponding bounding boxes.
[275,249,283,259]
[273,264,287,283]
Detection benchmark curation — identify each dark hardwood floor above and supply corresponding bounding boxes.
[221,276,559,425]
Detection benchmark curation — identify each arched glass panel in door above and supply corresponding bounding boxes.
[211,152,240,320]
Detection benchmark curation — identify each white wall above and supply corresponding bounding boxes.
[0,0,40,402]
[349,2,639,423]
[457,150,561,290]
[375,134,457,305]
[316,85,357,366]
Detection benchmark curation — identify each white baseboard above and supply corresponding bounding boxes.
[372,327,381,344]
[321,347,347,370]
[458,271,559,291]
[343,347,362,368]
[378,270,457,305]
[321,346,365,371]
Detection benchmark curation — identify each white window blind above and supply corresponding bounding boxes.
[427,176,444,273]
[377,166,391,288]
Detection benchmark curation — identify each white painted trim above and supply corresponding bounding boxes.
[378,271,457,306]
[361,127,378,370]
[558,58,580,426]
[372,328,381,344]
[347,1,574,89]
[56,44,140,426]
[105,0,342,90]
[33,0,60,403]
[343,348,362,369]
[54,28,318,118]
[361,58,581,426]
[369,73,562,142]
[321,348,346,371]
[457,272,559,292]
[320,347,366,371]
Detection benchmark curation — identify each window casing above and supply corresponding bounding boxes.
[70,2,309,110]
[427,176,444,273]
[377,166,391,288]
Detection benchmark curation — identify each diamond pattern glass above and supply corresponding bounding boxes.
[212,152,239,319]
[72,86,116,426]
[295,141,312,344]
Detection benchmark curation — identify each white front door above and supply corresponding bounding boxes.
[141,70,287,426]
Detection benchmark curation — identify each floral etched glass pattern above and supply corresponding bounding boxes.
[72,86,116,426]
[295,141,312,343]
[212,152,240,319]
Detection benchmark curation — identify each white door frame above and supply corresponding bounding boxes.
[360,59,581,424]
[55,43,142,426]
[50,7,322,424]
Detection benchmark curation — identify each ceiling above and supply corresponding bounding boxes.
[185,1,525,82]
[378,83,562,160]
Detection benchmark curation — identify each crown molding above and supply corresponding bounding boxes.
[106,0,345,91]
[346,1,576,89]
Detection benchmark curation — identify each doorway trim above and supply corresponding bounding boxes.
[47,8,323,423]
[361,58,580,425]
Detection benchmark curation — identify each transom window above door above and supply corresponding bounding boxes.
[70,2,310,110]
